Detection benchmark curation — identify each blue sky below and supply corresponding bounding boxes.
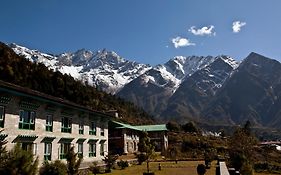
[1,0,281,65]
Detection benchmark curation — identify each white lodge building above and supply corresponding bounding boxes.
[0,80,110,166]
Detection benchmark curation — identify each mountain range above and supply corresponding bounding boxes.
[8,43,281,129]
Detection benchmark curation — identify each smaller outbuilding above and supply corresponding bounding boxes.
[108,121,168,155]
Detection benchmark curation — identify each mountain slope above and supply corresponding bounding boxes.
[162,55,239,122]
[1,42,154,124]
[10,42,281,130]
[117,56,219,116]
[203,52,281,128]
[9,43,151,94]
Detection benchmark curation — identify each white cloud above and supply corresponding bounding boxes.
[232,21,246,33]
[171,37,195,48]
[189,25,216,36]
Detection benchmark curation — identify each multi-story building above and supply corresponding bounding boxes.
[109,121,168,155]
[0,80,110,166]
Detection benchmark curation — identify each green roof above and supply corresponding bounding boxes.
[113,121,142,131]
[113,121,167,132]
[134,124,167,131]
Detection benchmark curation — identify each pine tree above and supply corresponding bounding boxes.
[66,146,83,175]
[138,131,156,173]
[0,143,39,175]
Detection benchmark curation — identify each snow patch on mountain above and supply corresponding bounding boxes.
[8,43,239,96]
[9,43,151,94]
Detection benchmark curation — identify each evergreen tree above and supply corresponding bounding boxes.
[0,130,7,172]
[228,121,257,174]
[0,143,39,175]
[138,131,156,173]
[66,146,83,175]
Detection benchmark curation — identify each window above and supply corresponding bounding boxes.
[60,143,70,159]
[100,126,104,136]
[78,143,83,158]
[19,110,35,130]
[0,106,5,128]
[126,142,129,153]
[89,121,96,135]
[100,142,106,156]
[79,118,84,135]
[88,142,96,157]
[44,142,52,161]
[20,142,36,154]
[46,114,53,132]
[61,117,72,133]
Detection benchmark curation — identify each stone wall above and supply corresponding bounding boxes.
[1,94,109,167]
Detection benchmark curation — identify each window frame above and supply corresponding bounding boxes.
[19,110,36,130]
[46,114,53,132]
[100,126,105,136]
[59,142,70,159]
[61,116,72,133]
[77,142,83,158]
[44,142,52,161]
[89,121,96,135]
[100,142,106,156]
[79,118,84,135]
[88,142,96,157]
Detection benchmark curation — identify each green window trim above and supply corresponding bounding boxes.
[79,118,84,135]
[79,129,84,135]
[19,110,35,130]
[46,114,53,132]
[100,127,105,136]
[78,143,83,158]
[88,142,96,157]
[100,141,106,156]
[44,142,52,161]
[61,117,72,133]
[89,121,96,135]
[59,143,70,159]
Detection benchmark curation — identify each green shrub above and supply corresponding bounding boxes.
[117,160,129,169]
[240,162,253,175]
[0,143,39,175]
[39,160,67,175]
[89,162,101,175]
[136,153,147,165]
[102,153,118,173]
[197,164,206,175]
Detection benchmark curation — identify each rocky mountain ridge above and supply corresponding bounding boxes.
[10,43,281,130]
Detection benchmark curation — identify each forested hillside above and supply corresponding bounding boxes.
[0,42,154,124]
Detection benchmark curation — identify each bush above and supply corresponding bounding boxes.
[240,162,253,175]
[103,153,118,173]
[136,153,147,165]
[197,164,206,175]
[89,162,101,175]
[39,160,67,175]
[117,160,129,169]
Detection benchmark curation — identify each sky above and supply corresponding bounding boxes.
[1,0,281,65]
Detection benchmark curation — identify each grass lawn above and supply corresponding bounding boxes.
[103,161,278,175]
[107,161,216,175]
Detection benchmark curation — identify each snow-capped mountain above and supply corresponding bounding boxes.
[160,55,239,122]
[9,43,151,94]
[9,43,241,123]
[117,55,239,117]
